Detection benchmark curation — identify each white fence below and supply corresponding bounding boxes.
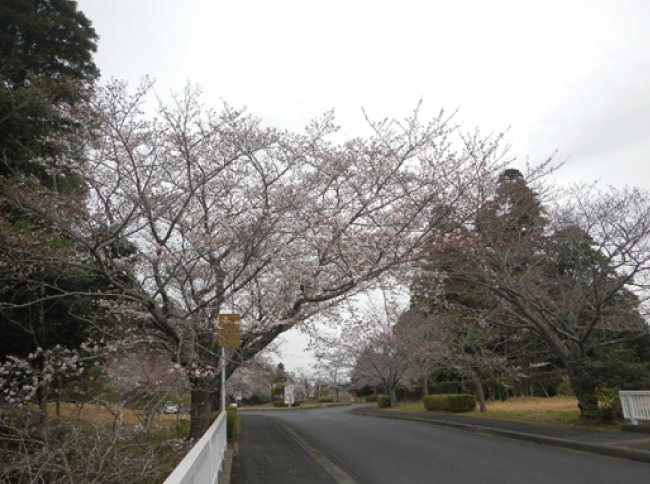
[619,391,650,425]
[163,412,228,484]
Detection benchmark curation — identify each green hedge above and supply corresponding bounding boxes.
[209,407,239,442]
[226,407,238,441]
[272,400,302,407]
[377,396,392,408]
[364,395,378,402]
[423,394,476,412]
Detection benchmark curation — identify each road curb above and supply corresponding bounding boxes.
[279,421,360,484]
[237,403,352,413]
[351,409,650,465]
[621,424,650,434]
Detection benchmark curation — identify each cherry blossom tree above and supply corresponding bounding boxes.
[351,337,408,407]
[440,316,513,412]
[394,308,449,397]
[292,367,316,402]
[226,354,277,403]
[104,350,187,429]
[334,292,412,407]
[397,303,515,411]
[315,347,353,402]
[3,80,513,437]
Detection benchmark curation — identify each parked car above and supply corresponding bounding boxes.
[163,401,179,414]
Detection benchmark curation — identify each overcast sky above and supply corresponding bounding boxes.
[75,0,650,370]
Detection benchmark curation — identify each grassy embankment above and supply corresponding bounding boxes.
[381,396,629,429]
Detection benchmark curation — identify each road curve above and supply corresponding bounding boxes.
[240,405,650,484]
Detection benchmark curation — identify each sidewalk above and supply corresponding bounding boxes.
[230,414,345,484]
[229,405,650,484]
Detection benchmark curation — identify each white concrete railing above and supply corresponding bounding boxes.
[163,412,228,484]
[619,391,650,425]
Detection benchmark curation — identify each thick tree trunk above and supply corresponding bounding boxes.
[473,374,487,412]
[566,353,596,421]
[55,375,62,419]
[35,294,48,421]
[389,388,397,407]
[571,381,589,420]
[35,353,48,421]
[567,370,596,421]
[189,377,212,440]
[37,383,48,420]
[422,373,429,397]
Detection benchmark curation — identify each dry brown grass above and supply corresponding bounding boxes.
[484,395,579,412]
[387,395,598,427]
[474,396,587,426]
[390,395,579,414]
[45,402,187,428]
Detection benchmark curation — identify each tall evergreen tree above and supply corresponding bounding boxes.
[475,168,546,245]
[0,0,101,414]
[0,0,99,182]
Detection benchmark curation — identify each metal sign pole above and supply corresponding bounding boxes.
[218,314,241,415]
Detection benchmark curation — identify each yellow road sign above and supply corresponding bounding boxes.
[218,314,241,348]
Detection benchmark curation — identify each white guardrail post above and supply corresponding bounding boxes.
[163,411,228,484]
[619,390,650,425]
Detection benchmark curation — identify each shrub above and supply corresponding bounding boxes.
[243,395,271,406]
[556,379,574,396]
[271,385,285,399]
[172,419,190,439]
[585,384,623,423]
[272,400,301,407]
[423,394,476,412]
[364,395,378,402]
[226,406,238,441]
[318,397,334,403]
[0,412,189,484]
[209,408,239,441]
[377,396,392,408]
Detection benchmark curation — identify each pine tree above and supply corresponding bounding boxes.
[0,0,99,181]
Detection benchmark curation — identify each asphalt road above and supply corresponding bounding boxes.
[241,405,650,484]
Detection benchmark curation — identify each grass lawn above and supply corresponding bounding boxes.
[382,396,624,430]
